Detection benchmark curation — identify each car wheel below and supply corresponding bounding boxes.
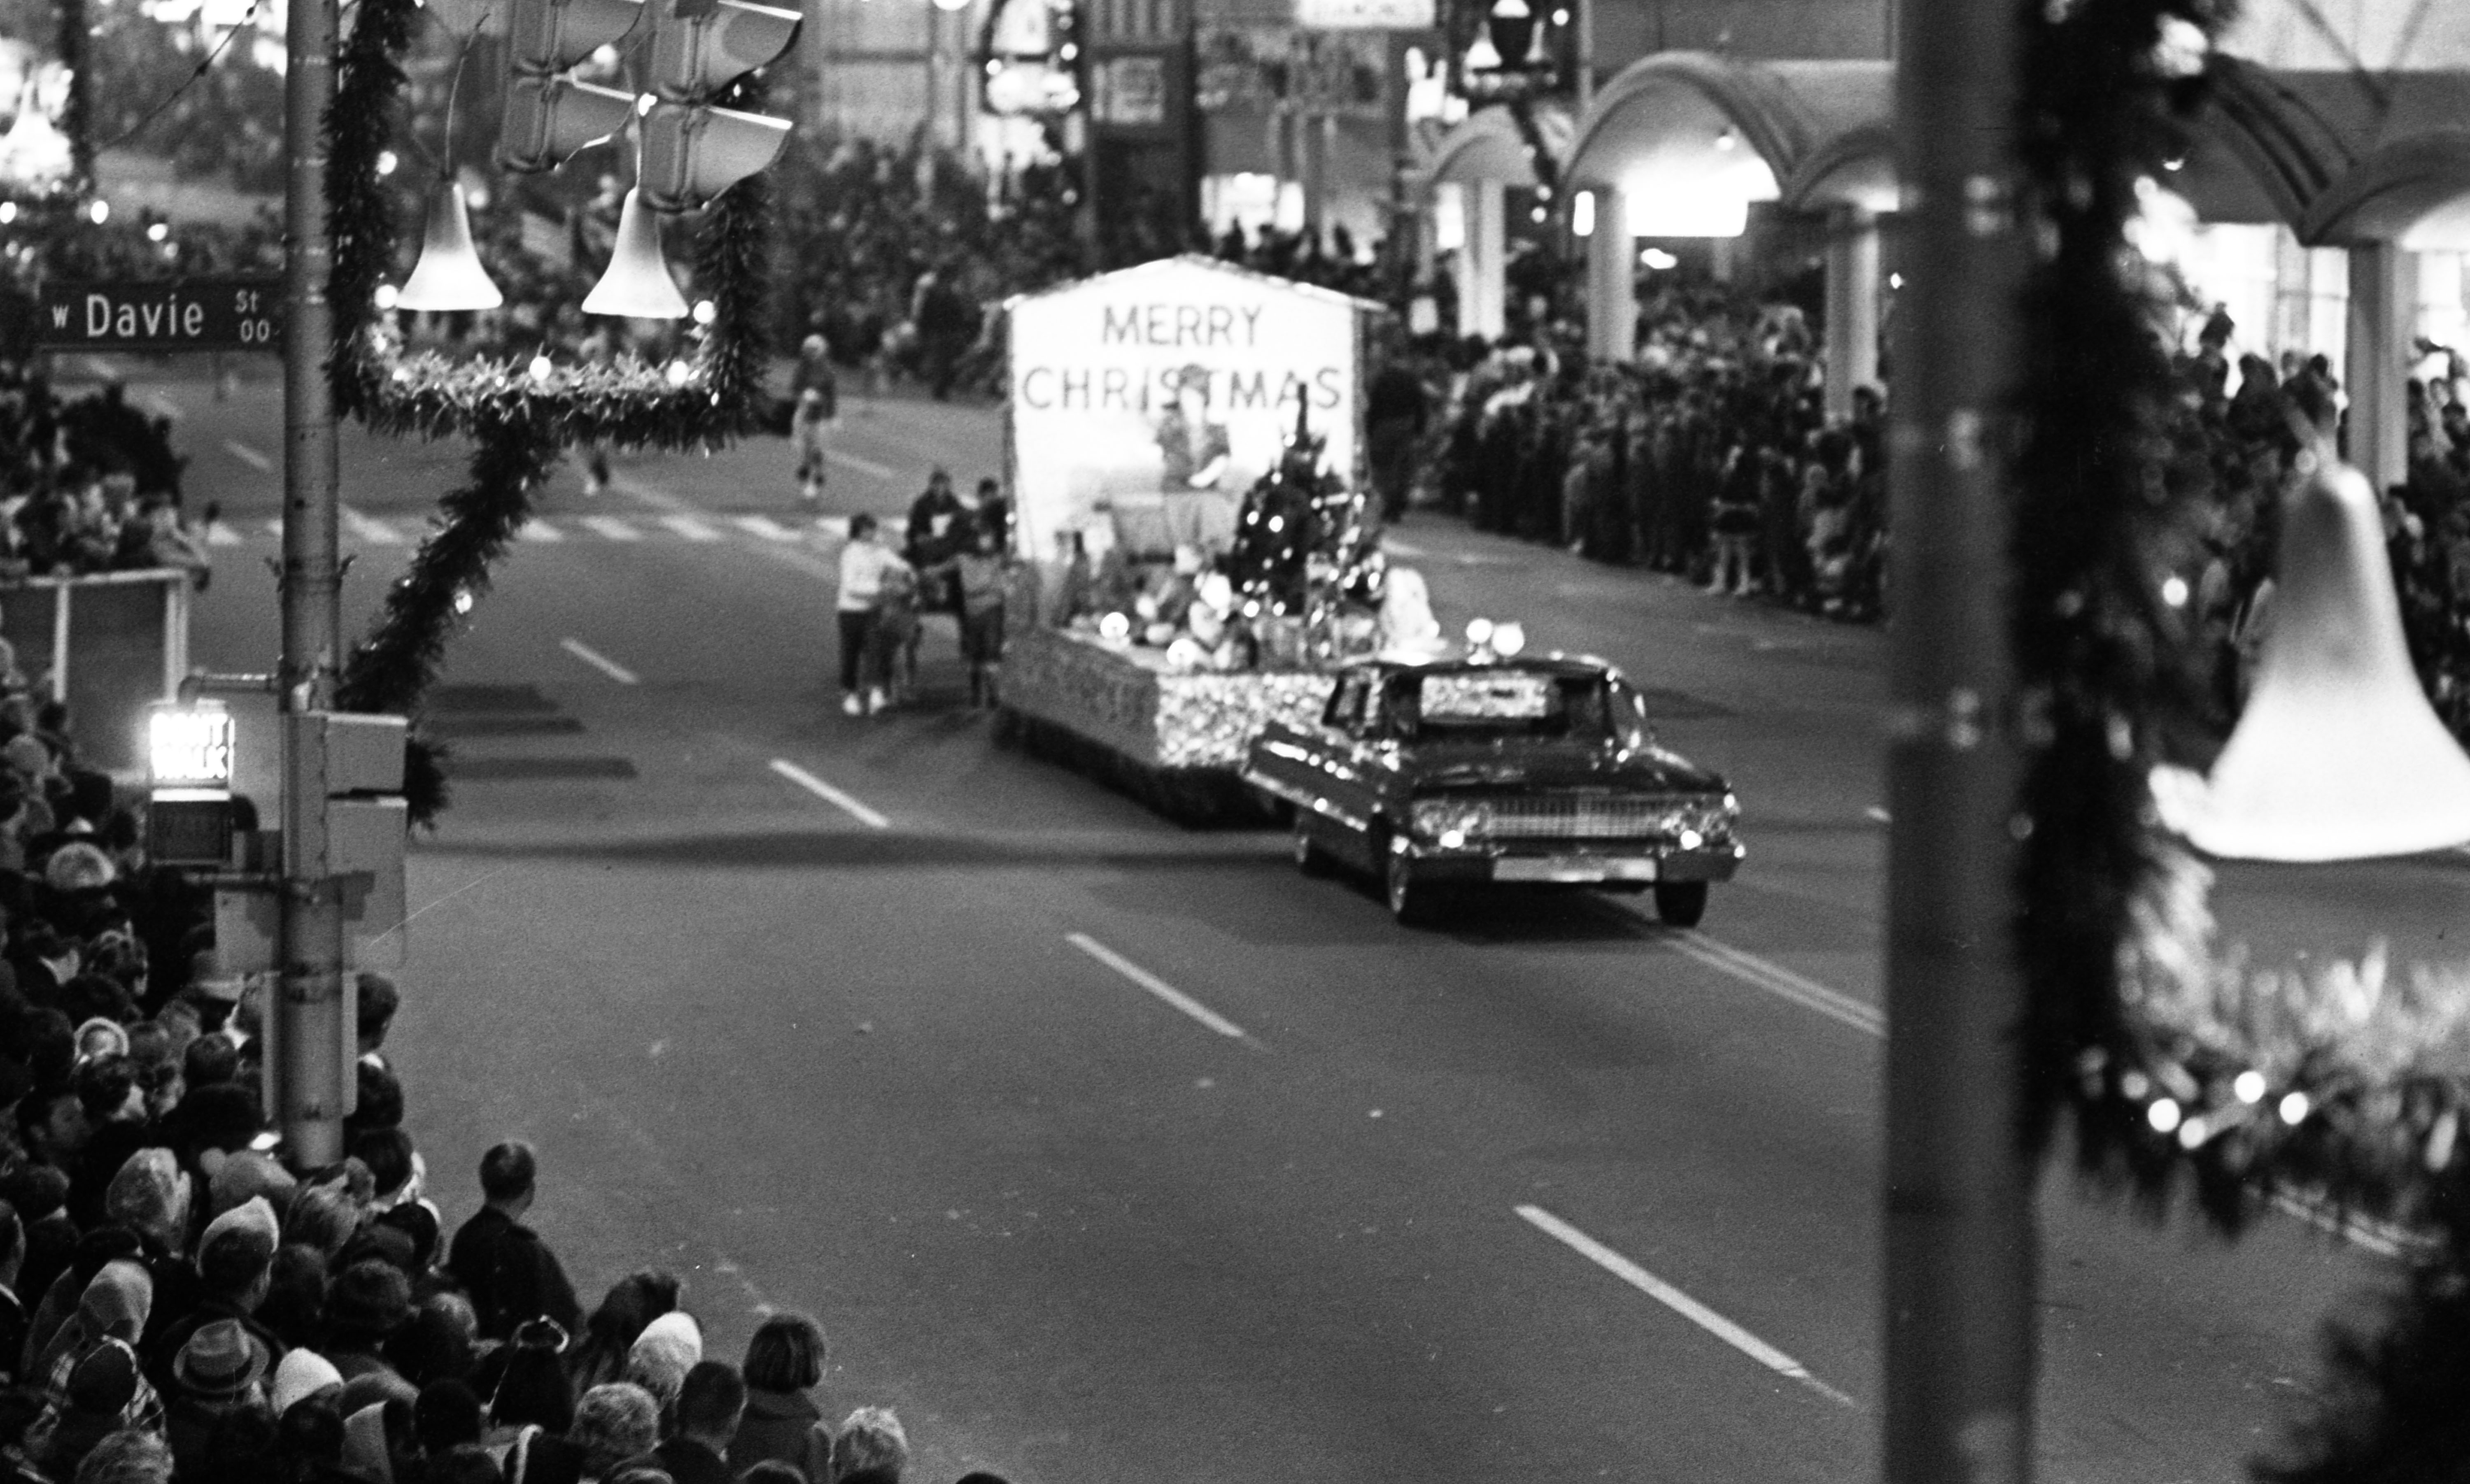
[1654,881,1709,927]
[1293,822,1335,877]
[1385,849,1435,926]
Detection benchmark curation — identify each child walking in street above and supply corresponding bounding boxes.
[953,525,1009,707]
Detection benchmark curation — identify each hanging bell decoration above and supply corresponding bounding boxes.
[2181,442,2470,861]
[396,181,504,313]
[582,186,688,319]
[1522,0,1554,68]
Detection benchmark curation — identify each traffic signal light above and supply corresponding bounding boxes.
[498,0,646,173]
[635,0,798,213]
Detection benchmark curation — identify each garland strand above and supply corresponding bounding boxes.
[2011,0,2470,1475]
[319,0,774,822]
[2011,0,2217,1192]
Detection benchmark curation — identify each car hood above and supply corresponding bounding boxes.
[1405,741,1726,794]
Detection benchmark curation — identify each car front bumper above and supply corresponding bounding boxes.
[1398,837,1745,884]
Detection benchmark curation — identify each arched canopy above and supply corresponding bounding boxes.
[1423,104,1573,190]
[2193,59,2470,247]
[1565,53,1894,216]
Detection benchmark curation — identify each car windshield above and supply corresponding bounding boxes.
[1389,670,1616,742]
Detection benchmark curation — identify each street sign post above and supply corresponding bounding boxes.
[35,277,284,352]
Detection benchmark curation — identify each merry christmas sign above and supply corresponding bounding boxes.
[1006,256,1371,564]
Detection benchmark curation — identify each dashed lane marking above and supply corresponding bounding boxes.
[206,522,243,547]
[1383,537,1428,558]
[1065,932,1258,1045]
[342,507,407,545]
[222,439,273,471]
[733,515,800,542]
[1666,930,1885,1037]
[581,516,644,542]
[768,758,890,829]
[825,448,898,480]
[518,519,565,542]
[1865,806,1892,824]
[559,638,640,685]
[659,514,721,542]
[1518,1205,1859,1410]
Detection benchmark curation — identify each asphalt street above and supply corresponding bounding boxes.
[98,356,2453,1484]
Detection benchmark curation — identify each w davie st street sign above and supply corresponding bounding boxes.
[36,278,283,352]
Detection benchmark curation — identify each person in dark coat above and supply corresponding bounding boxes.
[1365,358,1429,522]
[617,1361,742,1484]
[444,1142,580,1342]
[726,1312,831,1482]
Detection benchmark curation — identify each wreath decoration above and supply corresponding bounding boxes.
[322,0,777,820]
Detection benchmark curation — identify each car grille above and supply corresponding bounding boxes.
[1480,795,1691,840]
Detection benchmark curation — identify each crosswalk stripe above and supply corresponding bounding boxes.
[518,520,565,542]
[659,514,720,542]
[343,508,407,545]
[732,515,799,542]
[580,516,643,542]
[207,522,243,547]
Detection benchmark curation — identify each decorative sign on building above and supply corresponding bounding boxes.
[1091,54,1170,125]
[1295,0,1433,28]
[1194,25,1385,114]
[1006,256,1370,566]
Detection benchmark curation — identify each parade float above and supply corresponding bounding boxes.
[994,255,1414,817]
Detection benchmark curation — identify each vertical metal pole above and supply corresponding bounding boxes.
[278,0,348,1168]
[1882,0,2031,1478]
[1574,0,1592,111]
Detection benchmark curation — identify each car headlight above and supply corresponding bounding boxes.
[1411,797,1491,842]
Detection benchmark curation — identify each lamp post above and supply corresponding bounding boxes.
[278,0,350,1167]
[1881,0,2033,1481]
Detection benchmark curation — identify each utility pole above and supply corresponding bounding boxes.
[1880,0,2031,1483]
[277,0,349,1167]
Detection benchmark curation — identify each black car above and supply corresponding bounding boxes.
[1240,651,1743,925]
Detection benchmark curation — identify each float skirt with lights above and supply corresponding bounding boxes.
[1001,624,1335,780]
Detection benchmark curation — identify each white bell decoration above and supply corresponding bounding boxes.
[582,187,687,319]
[396,182,504,312]
[2180,443,2470,861]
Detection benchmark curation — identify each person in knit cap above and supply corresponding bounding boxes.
[143,1196,283,1389]
[28,1337,161,1480]
[31,1258,152,1398]
[71,1018,128,1064]
[206,1148,297,1221]
[322,1260,413,1385]
[341,1396,407,1484]
[270,1346,345,1418]
[104,1148,201,1356]
[446,1142,580,1342]
[163,1317,272,1479]
[567,1382,659,1480]
[621,1311,701,1419]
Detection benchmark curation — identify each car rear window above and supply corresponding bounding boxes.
[1399,672,1613,740]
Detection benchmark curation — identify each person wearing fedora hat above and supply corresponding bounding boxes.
[165,1317,270,1479]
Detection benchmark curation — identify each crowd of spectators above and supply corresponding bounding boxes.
[1417,282,1889,621]
[0,368,209,584]
[1403,278,2470,752]
[0,696,1001,1484]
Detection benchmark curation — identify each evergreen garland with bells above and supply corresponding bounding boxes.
[323,0,775,821]
[2013,0,2470,1477]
